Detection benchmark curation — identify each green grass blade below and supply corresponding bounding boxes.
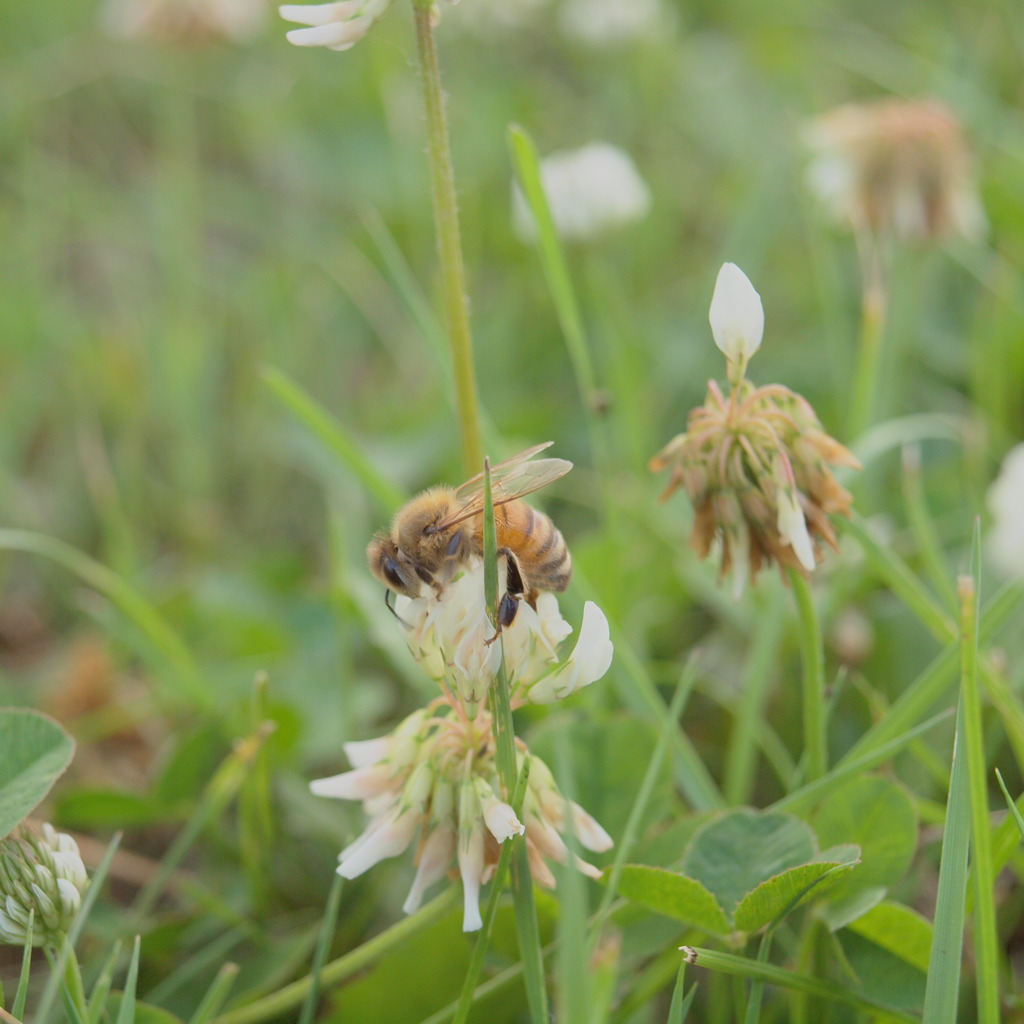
[87,940,123,1024]
[0,530,206,710]
[12,911,34,1020]
[957,540,999,1024]
[681,946,917,1021]
[113,936,141,1024]
[261,364,404,512]
[838,514,956,642]
[667,961,697,1024]
[788,570,827,783]
[995,769,1024,843]
[297,871,344,1024]
[189,963,240,1024]
[921,700,972,1024]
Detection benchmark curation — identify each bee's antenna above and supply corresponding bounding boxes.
[385,589,413,629]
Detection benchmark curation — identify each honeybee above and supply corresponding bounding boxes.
[367,443,573,629]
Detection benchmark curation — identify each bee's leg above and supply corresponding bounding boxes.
[485,550,526,643]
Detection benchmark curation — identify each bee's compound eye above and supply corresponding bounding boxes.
[445,529,463,557]
[382,558,406,591]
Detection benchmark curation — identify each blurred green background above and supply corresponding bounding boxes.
[1,0,1023,1017]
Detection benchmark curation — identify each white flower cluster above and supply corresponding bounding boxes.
[512,142,651,243]
[312,706,612,931]
[396,558,613,717]
[279,0,391,51]
[101,0,266,43]
[0,824,89,946]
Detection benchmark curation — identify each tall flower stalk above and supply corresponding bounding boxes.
[412,0,484,475]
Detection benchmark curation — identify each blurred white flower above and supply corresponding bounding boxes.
[311,707,612,930]
[803,99,985,242]
[0,824,89,947]
[987,443,1024,577]
[279,0,389,51]
[512,142,651,243]
[708,262,764,372]
[558,0,663,46]
[450,0,551,34]
[101,0,267,43]
[395,559,613,716]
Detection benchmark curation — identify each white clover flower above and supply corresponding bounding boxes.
[450,0,551,34]
[987,443,1024,577]
[0,825,89,947]
[395,559,613,716]
[101,0,267,43]
[279,0,390,51]
[558,0,663,47]
[709,263,764,372]
[311,705,612,930]
[512,142,651,243]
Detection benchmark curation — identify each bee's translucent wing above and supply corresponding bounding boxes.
[433,444,571,532]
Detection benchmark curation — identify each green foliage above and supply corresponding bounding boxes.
[0,708,75,838]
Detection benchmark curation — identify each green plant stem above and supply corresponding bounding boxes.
[847,246,886,439]
[412,0,482,475]
[787,570,826,783]
[956,573,999,1024]
[212,890,456,1024]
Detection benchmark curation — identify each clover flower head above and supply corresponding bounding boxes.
[311,706,613,930]
[987,443,1024,578]
[101,0,266,43]
[558,0,664,46]
[279,0,391,51]
[803,98,985,243]
[512,142,651,243]
[650,265,859,595]
[0,824,89,946]
[395,558,613,717]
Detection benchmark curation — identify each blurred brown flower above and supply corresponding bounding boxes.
[803,98,985,242]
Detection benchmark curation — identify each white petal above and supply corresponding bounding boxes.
[457,825,485,932]
[709,263,764,363]
[777,489,816,571]
[284,20,366,47]
[402,824,455,915]
[337,811,418,878]
[481,793,525,843]
[310,763,393,801]
[342,736,393,769]
[279,2,358,26]
[569,802,613,853]
[527,601,613,703]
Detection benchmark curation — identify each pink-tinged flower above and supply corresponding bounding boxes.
[651,264,859,594]
[311,705,613,930]
[803,98,985,243]
[279,0,390,51]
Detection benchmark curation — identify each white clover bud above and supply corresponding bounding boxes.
[0,825,88,946]
[279,0,389,51]
[709,263,764,382]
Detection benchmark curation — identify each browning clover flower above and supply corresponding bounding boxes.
[0,824,89,946]
[312,705,612,931]
[396,557,613,717]
[101,0,266,43]
[803,98,985,243]
[650,263,860,596]
[279,0,391,51]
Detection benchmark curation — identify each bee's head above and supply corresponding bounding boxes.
[367,532,424,596]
